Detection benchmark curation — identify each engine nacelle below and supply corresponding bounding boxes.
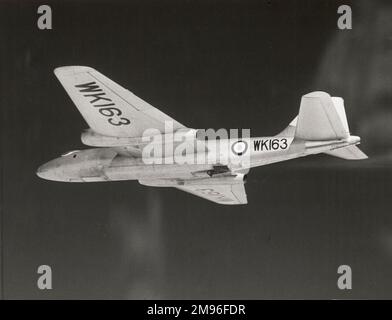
[81,128,198,147]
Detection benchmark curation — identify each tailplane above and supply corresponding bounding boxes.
[324,145,368,160]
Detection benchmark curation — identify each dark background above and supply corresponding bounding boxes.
[1,0,392,299]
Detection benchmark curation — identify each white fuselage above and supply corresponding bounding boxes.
[36,135,361,183]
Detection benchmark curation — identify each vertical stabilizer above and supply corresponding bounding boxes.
[295,91,350,141]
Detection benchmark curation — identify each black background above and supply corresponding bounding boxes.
[1,0,392,299]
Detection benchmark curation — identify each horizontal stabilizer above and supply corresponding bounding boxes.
[324,145,368,160]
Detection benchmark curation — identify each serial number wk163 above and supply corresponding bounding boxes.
[253,138,289,152]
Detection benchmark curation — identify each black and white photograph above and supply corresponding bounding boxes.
[1,0,392,307]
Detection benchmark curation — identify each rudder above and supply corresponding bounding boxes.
[295,91,350,141]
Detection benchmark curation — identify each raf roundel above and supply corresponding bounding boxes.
[231,140,248,156]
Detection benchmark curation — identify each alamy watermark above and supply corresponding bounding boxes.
[37,264,52,290]
[37,5,52,30]
[141,121,251,167]
[337,5,352,30]
[337,264,352,290]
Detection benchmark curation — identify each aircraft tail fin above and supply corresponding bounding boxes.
[277,91,367,160]
[294,91,350,141]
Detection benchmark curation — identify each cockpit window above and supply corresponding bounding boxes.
[61,150,80,157]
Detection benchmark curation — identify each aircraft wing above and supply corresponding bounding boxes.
[54,66,186,138]
[175,183,248,205]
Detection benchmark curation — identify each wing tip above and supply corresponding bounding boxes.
[54,66,95,77]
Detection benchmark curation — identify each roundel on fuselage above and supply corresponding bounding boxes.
[231,140,248,156]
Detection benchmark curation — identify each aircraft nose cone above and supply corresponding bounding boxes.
[36,161,58,180]
[36,163,50,179]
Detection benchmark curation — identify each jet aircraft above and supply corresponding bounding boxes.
[37,66,367,204]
